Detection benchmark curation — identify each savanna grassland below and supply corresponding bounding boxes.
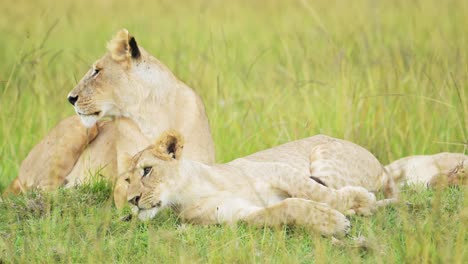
[0,0,467,263]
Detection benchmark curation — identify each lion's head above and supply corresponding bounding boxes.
[123,130,185,220]
[68,29,171,127]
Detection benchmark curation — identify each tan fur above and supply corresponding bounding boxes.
[124,132,396,236]
[385,152,468,186]
[5,29,215,205]
[4,116,98,196]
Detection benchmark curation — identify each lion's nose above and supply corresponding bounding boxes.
[67,95,79,106]
[129,195,141,206]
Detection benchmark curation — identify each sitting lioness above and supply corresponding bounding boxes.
[123,130,396,236]
[4,29,215,208]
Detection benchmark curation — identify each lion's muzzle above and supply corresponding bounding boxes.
[68,95,78,106]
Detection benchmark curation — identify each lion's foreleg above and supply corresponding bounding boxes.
[271,171,376,216]
[242,198,350,237]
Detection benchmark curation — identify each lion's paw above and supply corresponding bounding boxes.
[331,211,351,237]
[310,203,351,237]
[336,186,376,216]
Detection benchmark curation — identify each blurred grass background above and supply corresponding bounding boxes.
[0,0,466,263]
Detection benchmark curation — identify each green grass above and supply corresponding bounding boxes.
[0,0,467,262]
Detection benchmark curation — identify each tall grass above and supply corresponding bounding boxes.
[0,0,466,262]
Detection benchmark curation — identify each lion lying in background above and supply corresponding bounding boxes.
[385,152,467,187]
[123,130,398,236]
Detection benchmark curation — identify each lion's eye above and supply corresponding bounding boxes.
[142,167,152,177]
[92,68,100,77]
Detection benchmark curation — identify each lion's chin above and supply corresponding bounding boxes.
[137,207,159,221]
[78,113,100,128]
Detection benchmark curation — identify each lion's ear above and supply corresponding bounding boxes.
[154,130,184,160]
[107,29,141,62]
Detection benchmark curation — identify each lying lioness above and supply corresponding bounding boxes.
[123,130,395,236]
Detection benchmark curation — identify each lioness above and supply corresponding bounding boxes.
[124,130,395,236]
[5,29,215,208]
